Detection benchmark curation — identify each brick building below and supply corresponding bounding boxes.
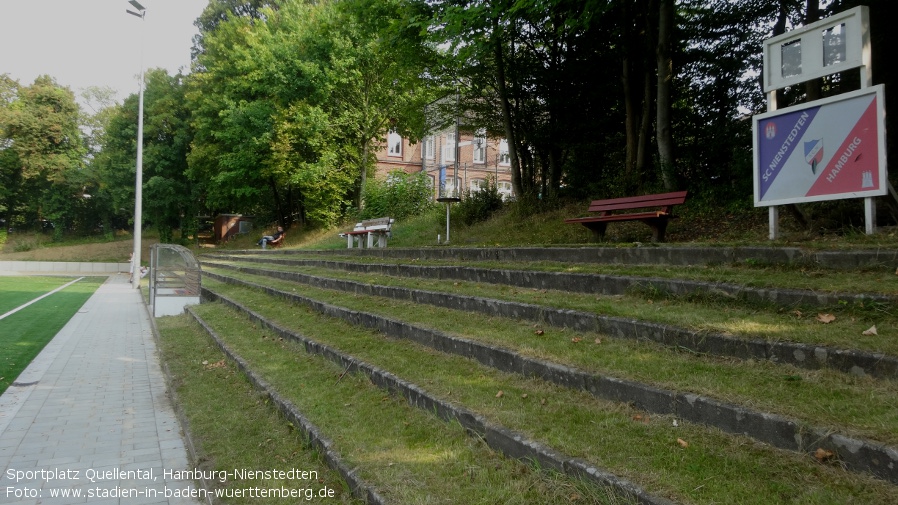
[373,128,515,200]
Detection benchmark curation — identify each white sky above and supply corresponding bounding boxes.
[0,0,209,103]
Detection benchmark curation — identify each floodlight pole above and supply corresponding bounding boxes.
[127,1,146,289]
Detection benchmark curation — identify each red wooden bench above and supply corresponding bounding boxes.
[564,191,687,242]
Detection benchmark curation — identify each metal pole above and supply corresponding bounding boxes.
[445,203,451,243]
[454,89,459,197]
[128,1,146,289]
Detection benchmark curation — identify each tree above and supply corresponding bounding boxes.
[142,69,194,242]
[427,0,619,201]
[186,0,435,226]
[317,0,437,209]
[0,74,21,227]
[0,76,85,235]
[192,0,280,60]
[187,11,278,221]
[93,69,194,242]
[91,95,141,235]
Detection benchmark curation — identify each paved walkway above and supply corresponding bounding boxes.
[0,274,199,504]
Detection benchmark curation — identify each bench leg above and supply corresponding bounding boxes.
[647,219,669,242]
[583,223,607,242]
[347,234,353,248]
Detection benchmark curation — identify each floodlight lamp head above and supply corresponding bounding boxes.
[128,0,146,11]
[126,9,144,18]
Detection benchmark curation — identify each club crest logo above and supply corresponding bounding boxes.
[804,138,823,174]
[764,122,777,140]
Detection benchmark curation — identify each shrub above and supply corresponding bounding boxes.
[455,176,504,225]
[362,171,435,220]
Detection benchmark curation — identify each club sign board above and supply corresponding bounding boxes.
[753,85,886,206]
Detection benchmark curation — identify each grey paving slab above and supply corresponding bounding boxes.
[0,275,200,504]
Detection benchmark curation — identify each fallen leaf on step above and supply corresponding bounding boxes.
[814,448,835,462]
[862,325,877,336]
[676,438,688,448]
[495,390,504,398]
[816,313,836,324]
[204,359,226,370]
[534,329,545,336]
[571,337,582,343]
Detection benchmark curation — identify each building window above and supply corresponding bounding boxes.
[441,132,456,163]
[424,136,435,160]
[470,179,486,192]
[388,130,402,157]
[498,181,513,199]
[442,176,461,197]
[473,132,486,164]
[498,139,510,165]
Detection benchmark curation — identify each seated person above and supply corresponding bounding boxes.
[257,226,285,249]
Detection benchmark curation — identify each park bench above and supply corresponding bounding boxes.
[564,190,687,242]
[340,217,394,248]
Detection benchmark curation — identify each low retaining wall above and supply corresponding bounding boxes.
[0,261,129,274]
[249,246,898,270]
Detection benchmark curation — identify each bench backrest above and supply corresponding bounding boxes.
[360,217,393,231]
[588,191,687,214]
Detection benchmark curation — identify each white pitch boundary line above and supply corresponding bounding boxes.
[0,277,85,321]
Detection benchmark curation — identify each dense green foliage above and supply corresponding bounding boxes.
[455,177,505,225]
[361,171,434,220]
[0,76,87,237]
[2,0,897,240]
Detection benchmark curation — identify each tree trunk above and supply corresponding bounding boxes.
[638,0,657,191]
[623,0,652,192]
[267,176,285,226]
[358,140,369,210]
[493,17,524,199]
[636,67,653,188]
[655,0,676,191]
[623,56,637,176]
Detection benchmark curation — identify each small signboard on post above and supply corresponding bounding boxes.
[754,5,888,237]
[753,85,886,206]
[762,6,871,92]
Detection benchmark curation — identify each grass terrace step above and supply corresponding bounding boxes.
[211,245,898,271]
[206,253,898,305]
[192,277,897,503]
[186,302,669,505]
[201,272,898,483]
[177,302,630,504]
[154,315,366,505]
[197,269,898,450]
[199,259,898,379]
